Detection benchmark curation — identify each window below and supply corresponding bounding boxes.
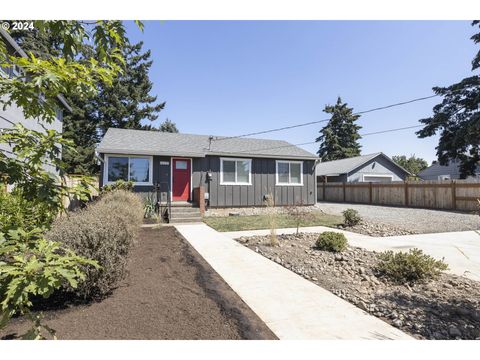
[220,158,252,185]
[105,155,152,185]
[276,160,303,185]
[175,160,188,170]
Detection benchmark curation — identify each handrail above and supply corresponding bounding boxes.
[154,181,171,223]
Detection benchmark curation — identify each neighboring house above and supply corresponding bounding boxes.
[96,128,318,207]
[0,28,70,176]
[316,152,410,183]
[418,159,480,181]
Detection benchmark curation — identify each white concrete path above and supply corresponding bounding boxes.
[175,223,412,340]
[224,227,480,282]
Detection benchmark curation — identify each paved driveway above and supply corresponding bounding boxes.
[225,226,480,282]
[316,202,479,233]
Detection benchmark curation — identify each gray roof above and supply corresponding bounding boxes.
[97,128,317,159]
[418,159,480,180]
[315,152,410,176]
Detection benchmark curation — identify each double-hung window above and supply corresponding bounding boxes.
[105,155,153,185]
[220,158,252,185]
[276,160,303,185]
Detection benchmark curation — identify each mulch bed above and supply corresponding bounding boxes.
[237,232,480,340]
[1,227,276,340]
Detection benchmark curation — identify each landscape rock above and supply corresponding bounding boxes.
[236,232,480,340]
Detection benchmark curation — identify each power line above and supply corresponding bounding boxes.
[213,94,438,142]
[234,124,424,154]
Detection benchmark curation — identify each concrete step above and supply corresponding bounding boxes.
[169,217,203,224]
[170,212,202,219]
[169,207,201,214]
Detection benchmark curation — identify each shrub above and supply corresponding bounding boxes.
[101,180,134,193]
[342,208,362,227]
[0,190,54,233]
[376,248,449,283]
[47,190,143,299]
[315,232,348,252]
[264,193,278,246]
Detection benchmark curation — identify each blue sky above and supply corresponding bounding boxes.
[125,21,478,163]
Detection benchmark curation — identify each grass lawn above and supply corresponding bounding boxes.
[203,211,343,232]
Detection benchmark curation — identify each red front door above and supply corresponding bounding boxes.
[172,158,191,201]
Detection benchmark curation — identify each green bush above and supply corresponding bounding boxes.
[101,180,134,193]
[46,190,143,299]
[315,232,348,252]
[376,248,449,283]
[342,208,362,227]
[0,190,54,233]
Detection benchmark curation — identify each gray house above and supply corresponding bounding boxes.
[316,152,410,183]
[0,28,69,177]
[96,128,318,208]
[418,159,480,181]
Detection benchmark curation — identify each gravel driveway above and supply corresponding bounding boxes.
[316,202,480,234]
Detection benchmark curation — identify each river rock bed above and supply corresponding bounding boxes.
[341,220,418,237]
[236,232,480,340]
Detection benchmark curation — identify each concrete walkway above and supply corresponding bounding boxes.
[224,226,480,282]
[175,223,412,340]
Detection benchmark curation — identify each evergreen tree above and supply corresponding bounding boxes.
[417,21,480,178]
[316,97,362,161]
[158,118,179,133]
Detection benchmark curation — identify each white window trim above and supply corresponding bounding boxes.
[220,157,252,185]
[104,154,153,186]
[275,160,304,186]
[361,174,394,182]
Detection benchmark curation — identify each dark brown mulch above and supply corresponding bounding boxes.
[1,227,276,340]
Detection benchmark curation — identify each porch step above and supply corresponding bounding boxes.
[169,205,202,224]
[169,217,203,224]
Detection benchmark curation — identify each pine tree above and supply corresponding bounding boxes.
[158,118,179,133]
[316,97,362,161]
[417,21,480,178]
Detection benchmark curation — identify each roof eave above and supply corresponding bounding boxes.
[97,148,206,158]
[207,151,318,160]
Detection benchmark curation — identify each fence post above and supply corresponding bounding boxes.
[323,180,326,201]
[343,182,346,202]
[404,181,409,206]
[369,182,372,204]
[451,180,456,210]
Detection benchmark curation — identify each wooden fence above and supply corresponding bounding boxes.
[317,180,480,212]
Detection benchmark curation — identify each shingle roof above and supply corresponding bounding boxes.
[418,159,480,180]
[315,153,410,176]
[97,128,317,159]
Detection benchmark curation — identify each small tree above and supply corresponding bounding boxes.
[286,203,312,235]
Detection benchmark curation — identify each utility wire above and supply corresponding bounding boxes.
[213,94,438,142]
[234,124,424,154]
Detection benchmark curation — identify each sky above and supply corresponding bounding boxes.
[124,21,478,164]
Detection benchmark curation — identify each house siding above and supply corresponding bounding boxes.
[193,155,315,207]
[0,95,63,176]
[100,154,316,206]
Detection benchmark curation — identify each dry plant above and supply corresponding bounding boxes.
[286,202,312,235]
[264,193,279,246]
